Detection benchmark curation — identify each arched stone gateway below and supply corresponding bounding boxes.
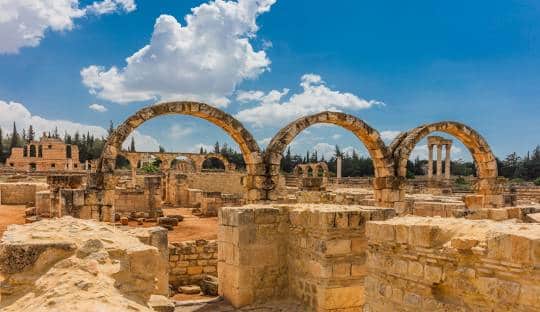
[97,101,264,203]
[392,121,503,207]
[265,111,400,207]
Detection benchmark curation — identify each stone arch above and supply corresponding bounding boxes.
[393,121,502,207]
[201,153,231,172]
[265,111,398,206]
[97,101,263,202]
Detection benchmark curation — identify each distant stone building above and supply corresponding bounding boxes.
[5,135,81,171]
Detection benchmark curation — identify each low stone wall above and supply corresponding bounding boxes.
[294,190,374,206]
[169,239,218,289]
[0,182,48,205]
[183,172,245,195]
[365,216,540,311]
[218,204,395,310]
[114,188,159,214]
[506,185,540,203]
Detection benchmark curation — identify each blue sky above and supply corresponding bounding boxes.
[0,0,539,161]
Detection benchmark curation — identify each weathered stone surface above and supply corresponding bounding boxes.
[366,216,540,311]
[201,274,218,296]
[148,295,175,312]
[179,285,201,294]
[0,217,168,311]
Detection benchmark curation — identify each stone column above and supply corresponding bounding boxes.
[427,145,433,179]
[436,144,443,179]
[445,143,452,179]
[125,154,140,188]
[337,156,342,184]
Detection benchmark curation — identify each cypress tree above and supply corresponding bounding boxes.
[130,137,136,152]
[10,122,19,149]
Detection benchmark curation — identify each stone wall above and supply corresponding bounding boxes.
[0,182,48,205]
[218,204,395,310]
[365,216,540,311]
[183,172,245,195]
[169,240,218,289]
[506,185,540,204]
[113,188,161,215]
[219,206,289,307]
[287,205,395,311]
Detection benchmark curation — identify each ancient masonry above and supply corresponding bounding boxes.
[5,135,82,171]
[2,100,538,311]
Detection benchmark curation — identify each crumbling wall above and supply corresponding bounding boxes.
[169,239,218,288]
[365,216,540,311]
[0,182,48,205]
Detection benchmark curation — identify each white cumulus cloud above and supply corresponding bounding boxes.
[380,130,401,142]
[0,0,136,54]
[235,74,383,127]
[81,0,275,107]
[0,100,159,151]
[168,124,193,139]
[89,103,107,112]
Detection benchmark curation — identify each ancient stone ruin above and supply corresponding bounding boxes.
[1,100,539,311]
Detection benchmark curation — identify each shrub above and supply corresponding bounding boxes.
[534,177,540,186]
[455,176,468,185]
[141,162,159,174]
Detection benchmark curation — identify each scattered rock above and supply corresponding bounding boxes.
[158,217,179,227]
[24,207,36,216]
[166,214,184,222]
[24,216,41,223]
[179,285,201,295]
[525,212,540,223]
[148,295,175,312]
[200,275,218,296]
[120,217,129,226]
[137,218,144,225]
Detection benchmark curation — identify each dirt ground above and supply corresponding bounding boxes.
[0,205,217,243]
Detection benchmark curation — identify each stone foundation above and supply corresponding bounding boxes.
[365,216,540,311]
[218,204,395,310]
[169,239,218,289]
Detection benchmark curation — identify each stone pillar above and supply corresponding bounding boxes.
[427,145,433,179]
[337,156,342,184]
[445,143,452,179]
[436,144,443,179]
[218,206,287,307]
[125,154,140,188]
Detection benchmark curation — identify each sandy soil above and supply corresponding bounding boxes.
[0,205,217,243]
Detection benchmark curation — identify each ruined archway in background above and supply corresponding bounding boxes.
[265,111,399,206]
[392,121,502,207]
[202,156,226,171]
[97,101,263,202]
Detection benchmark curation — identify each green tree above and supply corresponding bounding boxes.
[10,122,20,149]
[130,137,136,152]
[27,125,35,142]
[108,121,114,136]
